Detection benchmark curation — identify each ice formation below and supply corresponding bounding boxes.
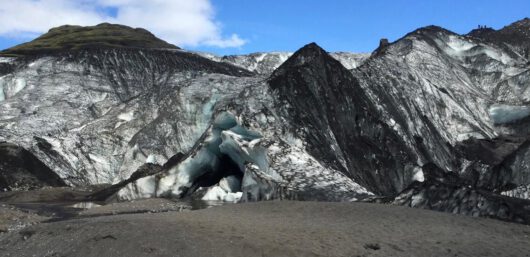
[118,111,266,201]
[116,109,372,202]
[0,78,5,102]
[201,186,242,202]
[0,76,27,101]
[489,104,530,124]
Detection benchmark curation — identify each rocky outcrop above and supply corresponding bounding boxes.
[0,142,66,191]
[394,163,530,225]
[455,136,530,194]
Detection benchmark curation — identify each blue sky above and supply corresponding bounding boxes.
[1,0,529,55]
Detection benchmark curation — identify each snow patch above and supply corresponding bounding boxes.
[446,36,475,52]
[255,53,267,63]
[278,52,291,63]
[482,49,513,65]
[440,36,513,65]
[411,192,425,207]
[118,110,134,121]
[412,168,425,182]
[145,155,157,164]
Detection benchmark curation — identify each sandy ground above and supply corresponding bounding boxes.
[1,201,529,257]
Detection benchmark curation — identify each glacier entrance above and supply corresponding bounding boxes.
[118,111,284,202]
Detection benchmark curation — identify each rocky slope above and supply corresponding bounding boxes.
[1,20,530,224]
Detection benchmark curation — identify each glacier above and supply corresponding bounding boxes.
[1,21,530,224]
[117,110,371,202]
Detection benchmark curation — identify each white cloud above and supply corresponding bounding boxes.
[0,0,246,48]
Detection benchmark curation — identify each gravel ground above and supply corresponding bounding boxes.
[0,186,103,203]
[1,201,530,257]
[0,204,50,233]
[77,198,192,217]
